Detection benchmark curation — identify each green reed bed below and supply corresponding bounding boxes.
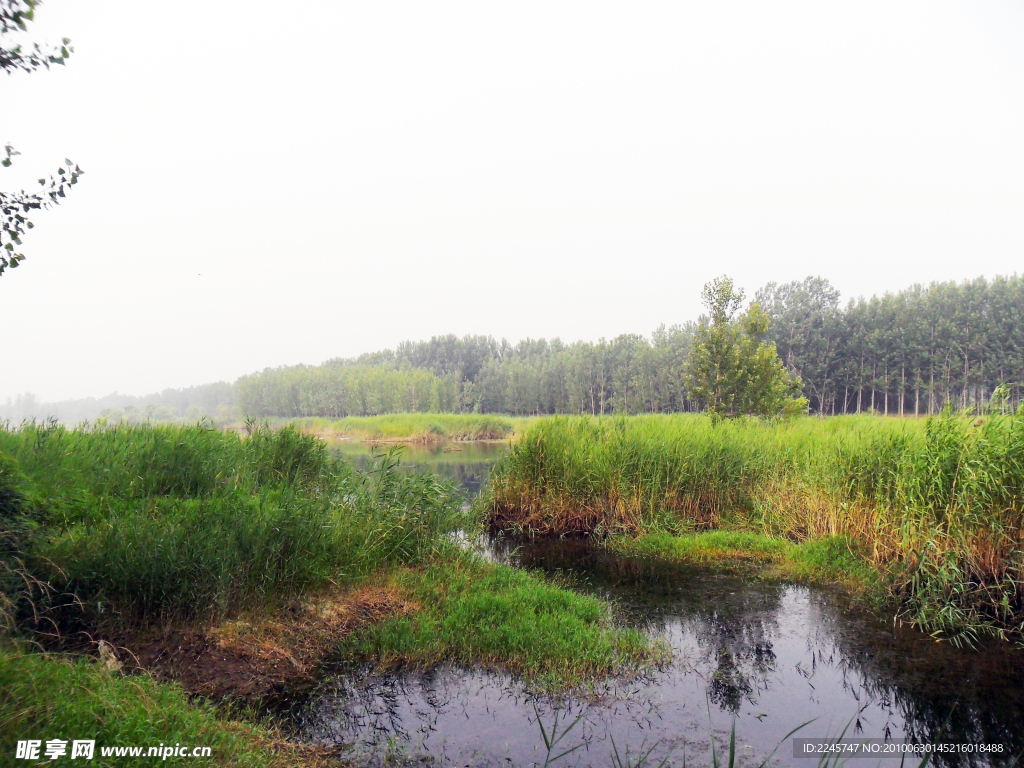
[0,421,463,629]
[483,414,908,534]
[482,411,1024,645]
[1,421,658,666]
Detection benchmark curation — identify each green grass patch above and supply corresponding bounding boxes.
[0,643,305,767]
[611,530,790,564]
[336,556,662,688]
[783,535,882,591]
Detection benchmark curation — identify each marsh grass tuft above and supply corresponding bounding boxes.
[335,554,662,688]
[0,421,463,630]
[484,411,1024,643]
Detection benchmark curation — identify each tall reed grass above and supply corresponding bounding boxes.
[482,411,1024,644]
[0,420,462,630]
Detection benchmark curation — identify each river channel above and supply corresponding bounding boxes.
[305,441,1024,767]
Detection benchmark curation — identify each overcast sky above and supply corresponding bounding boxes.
[3,0,1024,402]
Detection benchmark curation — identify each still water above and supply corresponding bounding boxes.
[328,438,507,499]
[306,441,1024,767]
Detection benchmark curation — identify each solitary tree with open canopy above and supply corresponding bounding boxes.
[684,276,807,419]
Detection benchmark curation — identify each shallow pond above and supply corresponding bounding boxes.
[327,439,508,499]
[304,443,1024,767]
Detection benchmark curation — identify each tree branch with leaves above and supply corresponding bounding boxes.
[1,0,82,277]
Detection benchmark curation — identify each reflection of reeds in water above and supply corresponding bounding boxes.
[686,583,1024,767]
[808,586,1024,767]
[483,412,1024,644]
[306,662,918,768]
[489,536,1024,765]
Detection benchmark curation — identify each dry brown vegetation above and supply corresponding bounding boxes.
[113,585,416,704]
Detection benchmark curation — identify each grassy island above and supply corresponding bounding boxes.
[482,412,1024,646]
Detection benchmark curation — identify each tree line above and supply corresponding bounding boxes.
[756,274,1024,415]
[234,364,459,418]
[5,274,1022,422]
[323,274,1023,416]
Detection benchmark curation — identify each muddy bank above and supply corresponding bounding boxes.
[108,586,416,705]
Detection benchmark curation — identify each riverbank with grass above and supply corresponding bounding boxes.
[0,421,658,765]
[231,413,536,443]
[481,411,1024,646]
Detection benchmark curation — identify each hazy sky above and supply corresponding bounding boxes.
[3,1,1024,402]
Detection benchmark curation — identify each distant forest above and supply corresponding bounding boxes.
[0,383,237,425]
[5,275,1023,423]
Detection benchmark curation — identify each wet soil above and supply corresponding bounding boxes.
[112,586,416,705]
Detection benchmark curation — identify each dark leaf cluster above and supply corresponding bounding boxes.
[1,151,82,275]
[1,1,72,74]
[1,0,80,278]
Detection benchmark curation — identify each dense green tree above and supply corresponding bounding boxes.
[755,277,841,414]
[684,277,806,419]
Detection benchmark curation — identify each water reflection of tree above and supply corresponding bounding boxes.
[513,540,785,714]
[687,582,1024,762]
[688,594,781,714]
